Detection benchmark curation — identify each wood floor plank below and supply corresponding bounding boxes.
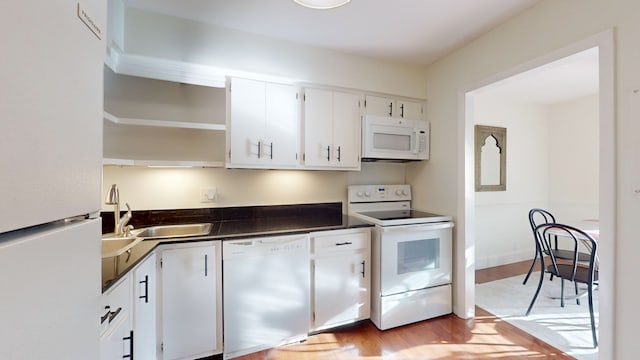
[233,260,575,359]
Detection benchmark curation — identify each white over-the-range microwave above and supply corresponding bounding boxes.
[361,115,430,161]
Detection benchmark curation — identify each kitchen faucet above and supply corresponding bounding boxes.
[105,184,132,236]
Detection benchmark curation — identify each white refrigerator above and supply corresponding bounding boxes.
[0,0,106,359]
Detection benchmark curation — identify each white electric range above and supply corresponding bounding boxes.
[348,184,454,330]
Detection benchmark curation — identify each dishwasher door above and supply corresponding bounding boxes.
[223,234,310,359]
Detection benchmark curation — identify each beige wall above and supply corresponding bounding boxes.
[102,162,407,212]
[406,0,640,357]
[123,7,427,98]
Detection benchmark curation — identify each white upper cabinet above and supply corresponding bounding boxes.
[103,67,226,167]
[303,88,361,170]
[227,77,300,169]
[364,95,424,121]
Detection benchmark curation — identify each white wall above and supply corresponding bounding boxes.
[406,0,639,357]
[472,94,599,269]
[472,96,550,269]
[548,94,600,220]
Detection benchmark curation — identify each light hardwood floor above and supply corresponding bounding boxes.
[233,260,572,359]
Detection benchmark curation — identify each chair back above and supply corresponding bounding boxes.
[529,208,556,231]
[534,223,598,283]
[528,208,556,257]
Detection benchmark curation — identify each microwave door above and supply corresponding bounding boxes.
[367,125,417,159]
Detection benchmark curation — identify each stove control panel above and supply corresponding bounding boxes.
[348,184,412,203]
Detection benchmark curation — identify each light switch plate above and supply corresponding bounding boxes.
[200,187,217,203]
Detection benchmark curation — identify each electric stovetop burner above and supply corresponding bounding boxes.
[354,209,452,226]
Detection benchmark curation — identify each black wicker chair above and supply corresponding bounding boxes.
[525,223,599,348]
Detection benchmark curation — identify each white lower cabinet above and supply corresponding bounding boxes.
[132,253,157,360]
[100,275,133,360]
[310,228,371,332]
[159,241,222,360]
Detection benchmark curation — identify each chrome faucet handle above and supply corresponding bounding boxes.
[117,203,133,236]
[123,225,134,237]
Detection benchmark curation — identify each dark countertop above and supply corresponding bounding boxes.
[101,202,371,292]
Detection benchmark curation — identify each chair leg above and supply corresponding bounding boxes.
[526,265,545,316]
[560,278,565,307]
[575,282,581,305]
[523,250,538,285]
[587,283,598,348]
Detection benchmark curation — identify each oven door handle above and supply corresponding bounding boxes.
[379,222,454,233]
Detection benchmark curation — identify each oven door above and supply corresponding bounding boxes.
[379,222,453,296]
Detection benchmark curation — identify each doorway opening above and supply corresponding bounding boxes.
[457,30,614,358]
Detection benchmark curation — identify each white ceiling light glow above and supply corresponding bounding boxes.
[293,0,351,10]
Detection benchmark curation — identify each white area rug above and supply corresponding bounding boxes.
[476,274,598,360]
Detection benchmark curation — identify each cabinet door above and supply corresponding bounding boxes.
[101,323,133,360]
[313,252,370,330]
[365,95,423,120]
[303,88,334,166]
[133,253,157,360]
[364,95,394,117]
[265,83,299,167]
[332,91,361,169]
[161,244,218,360]
[229,78,266,166]
[396,100,423,120]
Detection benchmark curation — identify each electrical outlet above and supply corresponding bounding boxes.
[200,187,217,203]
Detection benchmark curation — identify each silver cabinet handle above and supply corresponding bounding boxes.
[205,254,208,277]
[337,146,341,162]
[269,142,274,159]
[335,241,352,246]
[100,306,111,324]
[257,141,262,159]
[361,260,366,278]
[388,101,393,116]
[400,103,405,117]
[326,145,331,161]
[108,307,122,323]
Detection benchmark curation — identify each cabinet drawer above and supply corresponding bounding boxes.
[312,229,369,254]
[100,275,131,336]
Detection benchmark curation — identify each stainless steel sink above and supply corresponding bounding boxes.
[101,235,143,258]
[101,223,212,258]
[131,223,212,239]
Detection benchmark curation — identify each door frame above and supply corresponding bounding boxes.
[456,29,614,358]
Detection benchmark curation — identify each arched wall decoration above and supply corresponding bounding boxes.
[475,125,507,191]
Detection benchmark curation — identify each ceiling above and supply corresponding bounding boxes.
[124,0,541,66]
[123,0,598,104]
[473,47,599,105]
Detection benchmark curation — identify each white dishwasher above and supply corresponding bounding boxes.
[223,234,310,359]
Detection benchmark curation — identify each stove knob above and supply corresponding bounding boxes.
[364,191,371,198]
[395,189,403,196]
[356,191,363,198]
[402,189,409,196]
